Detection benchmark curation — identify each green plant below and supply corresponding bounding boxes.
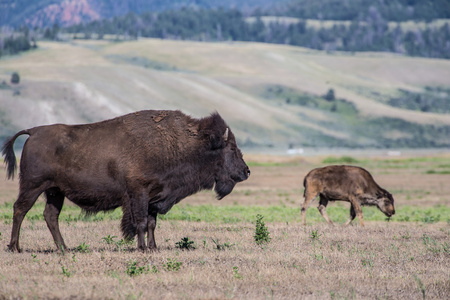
[75,242,90,253]
[211,238,234,250]
[175,237,196,250]
[310,229,322,241]
[401,232,411,239]
[61,266,71,277]
[126,260,148,277]
[31,253,39,263]
[233,266,243,279]
[115,238,134,251]
[163,258,182,272]
[414,274,426,300]
[102,235,117,244]
[151,265,159,273]
[254,214,271,245]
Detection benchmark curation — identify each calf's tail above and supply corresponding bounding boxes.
[1,129,30,180]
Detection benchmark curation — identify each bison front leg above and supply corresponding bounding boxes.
[121,193,149,251]
[44,188,67,252]
[348,196,364,227]
[147,212,158,251]
[134,198,150,251]
[318,195,334,225]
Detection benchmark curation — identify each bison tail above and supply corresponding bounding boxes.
[1,129,30,180]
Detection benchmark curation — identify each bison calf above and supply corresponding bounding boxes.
[301,165,395,226]
[2,110,250,252]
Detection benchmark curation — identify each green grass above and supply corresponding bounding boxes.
[0,202,448,224]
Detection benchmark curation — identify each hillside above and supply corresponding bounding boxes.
[1,39,450,151]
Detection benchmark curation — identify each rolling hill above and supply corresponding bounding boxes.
[1,38,450,152]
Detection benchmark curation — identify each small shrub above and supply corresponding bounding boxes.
[61,266,71,277]
[102,235,117,244]
[75,242,90,253]
[233,266,243,279]
[163,258,182,272]
[310,229,322,241]
[175,237,196,250]
[10,72,20,84]
[414,274,426,300]
[254,214,271,245]
[401,232,411,240]
[126,260,147,277]
[211,238,234,250]
[151,265,159,273]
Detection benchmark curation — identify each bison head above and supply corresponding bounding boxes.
[376,189,395,217]
[213,127,250,200]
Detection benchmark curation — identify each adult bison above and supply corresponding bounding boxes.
[2,110,250,252]
[301,165,395,226]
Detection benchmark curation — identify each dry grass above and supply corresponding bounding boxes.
[0,220,448,299]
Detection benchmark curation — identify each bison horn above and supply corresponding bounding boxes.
[223,128,229,142]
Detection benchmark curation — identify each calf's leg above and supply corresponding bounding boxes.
[44,188,67,251]
[318,195,334,225]
[344,204,356,226]
[349,196,364,226]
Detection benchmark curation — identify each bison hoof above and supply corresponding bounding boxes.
[147,247,159,253]
[7,244,21,253]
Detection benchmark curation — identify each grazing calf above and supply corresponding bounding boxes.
[301,165,395,226]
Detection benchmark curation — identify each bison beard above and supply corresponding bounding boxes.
[2,110,250,252]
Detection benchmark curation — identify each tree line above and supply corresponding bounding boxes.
[0,26,37,58]
[64,7,450,59]
[2,0,450,59]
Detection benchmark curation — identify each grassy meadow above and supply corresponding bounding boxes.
[0,154,449,299]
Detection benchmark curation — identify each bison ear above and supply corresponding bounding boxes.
[209,128,228,150]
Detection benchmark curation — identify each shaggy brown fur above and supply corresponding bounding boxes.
[2,110,250,252]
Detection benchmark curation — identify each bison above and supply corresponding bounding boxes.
[301,165,395,226]
[2,110,250,252]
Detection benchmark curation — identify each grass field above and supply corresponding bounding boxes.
[0,154,449,299]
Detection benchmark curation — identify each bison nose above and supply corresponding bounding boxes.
[245,167,251,178]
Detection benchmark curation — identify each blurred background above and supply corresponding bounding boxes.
[1,0,450,155]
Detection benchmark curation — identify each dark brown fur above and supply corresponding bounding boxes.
[301,165,395,226]
[2,110,250,252]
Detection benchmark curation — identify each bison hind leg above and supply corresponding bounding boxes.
[301,188,318,226]
[9,186,46,252]
[344,204,357,226]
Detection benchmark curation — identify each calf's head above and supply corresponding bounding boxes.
[376,189,395,217]
[212,127,250,200]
